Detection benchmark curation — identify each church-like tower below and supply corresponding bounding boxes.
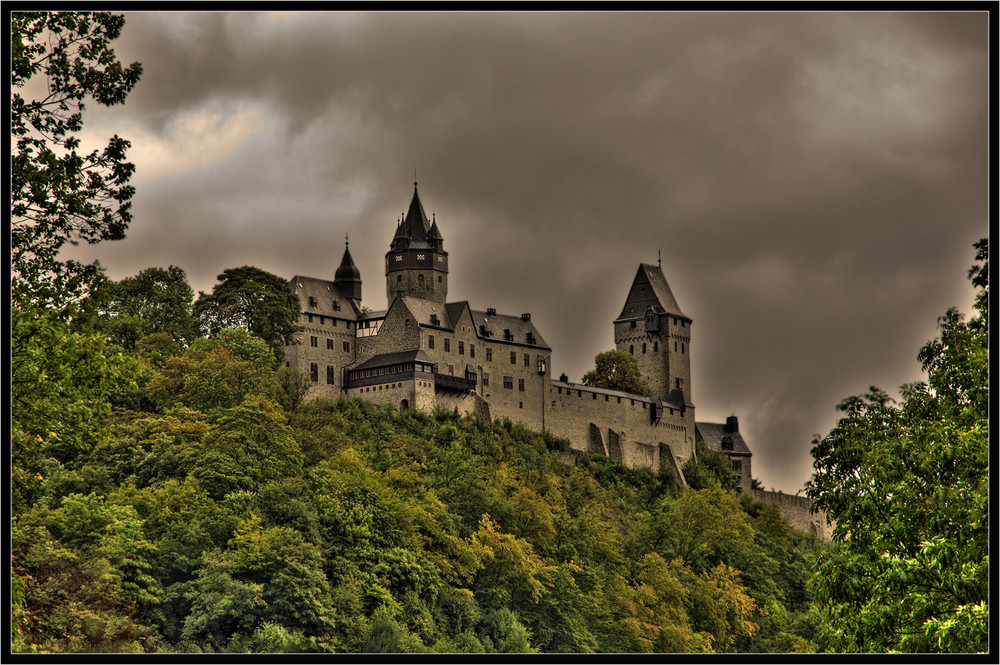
[385,182,448,307]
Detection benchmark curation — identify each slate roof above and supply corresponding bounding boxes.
[399,297,453,329]
[396,297,550,349]
[290,275,360,319]
[696,421,753,456]
[470,308,550,349]
[391,183,434,248]
[334,245,361,281]
[615,263,688,322]
[350,348,434,371]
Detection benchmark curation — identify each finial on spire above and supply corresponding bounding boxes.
[658,249,662,268]
[414,169,418,190]
[345,232,349,247]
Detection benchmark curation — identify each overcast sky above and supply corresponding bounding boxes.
[62,10,989,494]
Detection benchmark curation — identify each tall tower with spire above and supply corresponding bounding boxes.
[385,182,448,306]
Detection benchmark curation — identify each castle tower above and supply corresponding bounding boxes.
[334,239,362,307]
[613,263,693,407]
[385,182,449,307]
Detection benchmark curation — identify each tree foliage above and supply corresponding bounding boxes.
[193,266,303,363]
[581,349,651,396]
[806,239,989,653]
[99,266,200,350]
[10,11,142,305]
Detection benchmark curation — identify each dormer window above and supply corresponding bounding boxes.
[333,301,341,311]
[504,329,513,341]
[308,296,318,308]
[430,314,440,326]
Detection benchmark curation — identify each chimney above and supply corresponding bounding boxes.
[486,307,497,316]
[521,313,531,321]
[726,415,739,433]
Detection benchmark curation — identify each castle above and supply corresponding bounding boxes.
[284,183,831,537]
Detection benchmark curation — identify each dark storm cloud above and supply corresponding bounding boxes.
[65,11,989,493]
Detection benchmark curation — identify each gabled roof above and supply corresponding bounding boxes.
[471,308,550,349]
[615,263,688,322]
[696,421,752,456]
[398,296,454,328]
[393,297,550,349]
[290,275,360,319]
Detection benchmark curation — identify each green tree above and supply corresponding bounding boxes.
[11,12,142,306]
[581,349,651,396]
[193,266,302,363]
[191,395,303,500]
[101,266,199,350]
[806,239,988,652]
[147,328,277,413]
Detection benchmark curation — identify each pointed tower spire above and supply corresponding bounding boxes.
[385,180,448,306]
[334,236,362,305]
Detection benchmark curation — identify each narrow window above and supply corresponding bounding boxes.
[523,353,529,367]
[486,348,492,362]
[327,338,334,350]
[310,363,318,382]
[681,343,685,353]
[629,345,634,354]
[310,336,318,347]
[510,351,516,364]
[470,344,475,359]
[518,378,525,392]
[654,341,658,352]
[444,338,451,352]
[458,341,464,355]
[343,341,350,352]
[483,373,489,387]
[675,341,678,352]
[327,366,335,384]
[642,343,646,354]
[504,376,513,390]
[308,314,314,323]
[428,335,435,350]
[418,274,424,283]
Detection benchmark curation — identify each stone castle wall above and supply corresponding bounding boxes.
[544,382,696,473]
[750,488,835,540]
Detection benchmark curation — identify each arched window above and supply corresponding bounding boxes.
[629,344,634,354]
[642,343,647,354]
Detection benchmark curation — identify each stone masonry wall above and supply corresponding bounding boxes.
[750,488,836,540]
[286,312,356,400]
[544,382,696,471]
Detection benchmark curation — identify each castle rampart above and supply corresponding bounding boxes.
[750,488,835,540]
